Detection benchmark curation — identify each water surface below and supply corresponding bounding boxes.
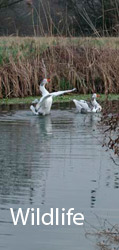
[0,102,119,250]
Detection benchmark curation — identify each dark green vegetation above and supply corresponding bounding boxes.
[0,94,119,105]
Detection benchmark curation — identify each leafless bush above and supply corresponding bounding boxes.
[101,101,119,157]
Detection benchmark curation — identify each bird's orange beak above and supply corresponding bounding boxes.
[97,94,100,98]
[47,78,51,83]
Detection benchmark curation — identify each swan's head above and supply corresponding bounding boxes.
[40,78,50,86]
[92,93,100,100]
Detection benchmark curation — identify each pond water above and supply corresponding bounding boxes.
[0,102,119,250]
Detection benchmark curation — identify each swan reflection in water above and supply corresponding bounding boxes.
[0,113,54,207]
[31,114,53,136]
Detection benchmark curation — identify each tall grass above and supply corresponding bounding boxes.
[0,37,119,98]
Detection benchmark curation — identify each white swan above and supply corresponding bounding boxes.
[30,78,76,115]
[73,93,102,113]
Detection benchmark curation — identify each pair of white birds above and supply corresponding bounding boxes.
[30,78,102,116]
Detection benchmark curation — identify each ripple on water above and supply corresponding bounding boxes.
[0,103,119,250]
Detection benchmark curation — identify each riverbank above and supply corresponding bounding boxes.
[0,94,119,105]
[0,37,119,98]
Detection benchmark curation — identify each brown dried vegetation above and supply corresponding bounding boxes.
[0,38,119,98]
[102,101,119,157]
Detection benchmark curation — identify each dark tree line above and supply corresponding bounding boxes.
[0,0,119,36]
[64,0,119,35]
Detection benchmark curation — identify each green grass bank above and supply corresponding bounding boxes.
[0,94,119,106]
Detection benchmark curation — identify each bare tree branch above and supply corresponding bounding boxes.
[0,0,24,9]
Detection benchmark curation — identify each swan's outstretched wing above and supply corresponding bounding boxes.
[73,99,91,112]
[74,100,89,109]
[73,99,82,112]
[51,88,76,97]
[78,100,90,110]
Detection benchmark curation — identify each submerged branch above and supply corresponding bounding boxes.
[101,101,119,157]
[85,218,119,250]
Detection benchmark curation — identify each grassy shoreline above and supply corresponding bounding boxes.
[0,94,119,105]
[1,37,119,50]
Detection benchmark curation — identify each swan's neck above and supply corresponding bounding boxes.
[91,98,98,107]
[40,85,49,96]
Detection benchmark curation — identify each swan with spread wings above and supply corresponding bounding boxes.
[30,78,76,115]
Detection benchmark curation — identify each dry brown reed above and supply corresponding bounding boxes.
[0,38,119,98]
